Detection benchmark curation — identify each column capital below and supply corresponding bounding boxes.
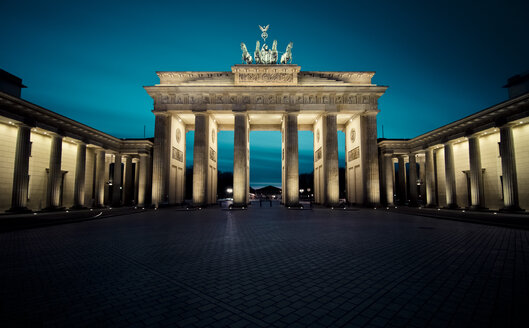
[361,110,379,117]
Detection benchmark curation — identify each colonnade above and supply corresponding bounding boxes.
[8,123,152,212]
[151,111,381,208]
[382,123,522,211]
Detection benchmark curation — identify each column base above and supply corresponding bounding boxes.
[469,205,488,211]
[444,204,459,209]
[499,206,525,213]
[229,203,247,210]
[407,201,419,207]
[6,207,33,214]
[42,206,66,212]
[70,205,87,210]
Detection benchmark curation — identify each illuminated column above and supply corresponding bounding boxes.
[418,155,426,202]
[360,113,380,205]
[499,125,521,211]
[193,113,209,206]
[233,113,249,206]
[323,114,339,206]
[384,154,394,206]
[46,134,63,209]
[95,149,106,206]
[137,153,149,207]
[283,112,299,206]
[112,154,122,206]
[152,113,170,207]
[133,158,139,204]
[9,124,31,212]
[468,135,486,209]
[397,155,407,204]
[73,142,86,208]
[425,148,437,207]
[408,153,418,206]
[123,155,133,205]
[444,142,458,208]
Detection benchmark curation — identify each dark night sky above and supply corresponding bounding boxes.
[1,0,528,187]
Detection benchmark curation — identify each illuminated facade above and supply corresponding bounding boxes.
[0,70,152,212]
[1,65,527,213]
[379,76,529,211]
[144,65,387,207]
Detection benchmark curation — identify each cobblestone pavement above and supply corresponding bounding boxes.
[1,207,528,327]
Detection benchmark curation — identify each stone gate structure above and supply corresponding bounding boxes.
[144,65,388,207]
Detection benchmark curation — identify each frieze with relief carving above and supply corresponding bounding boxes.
[154,93,378,105]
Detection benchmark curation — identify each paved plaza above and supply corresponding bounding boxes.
[1,206,528,327]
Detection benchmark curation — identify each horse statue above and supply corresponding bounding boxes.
[271,40,278,64]
[254,41,262,64]
[240,43,252,64]
[280,42,293,64]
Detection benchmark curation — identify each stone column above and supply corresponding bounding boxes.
[499,125,521,211]
[283,113,299,206]
[360,113,380,205]
[324,114,339,206]
[193,113,209,206]
[384,154,394,206]
[418,155,426,202]
[9,124,31,212]
[122,155,133,205]
[425,148,437,207]
[152,113,170,207]
[133,158,140,205]
[468,135,486,209]
[444,142,458,208]
[397,155,407,204]
[408,153,418,206]
[233,113,249,206]
[46,134,63,209]
[95,149,106,207]
[73,142,86,208]
[137,154,149,207]
[112,154,122,206]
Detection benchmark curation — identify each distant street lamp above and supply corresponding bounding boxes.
[299,189,304,193]
[226,188,233,194]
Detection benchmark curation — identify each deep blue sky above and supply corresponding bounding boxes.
[1,0,528,187]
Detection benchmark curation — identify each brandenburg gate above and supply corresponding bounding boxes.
[144,28,387,207]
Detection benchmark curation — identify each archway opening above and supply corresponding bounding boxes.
[250,131,281,200]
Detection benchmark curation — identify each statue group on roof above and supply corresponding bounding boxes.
[240,25,293,65]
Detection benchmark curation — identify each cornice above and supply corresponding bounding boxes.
[378,92,529,152]
[0,91,153,153]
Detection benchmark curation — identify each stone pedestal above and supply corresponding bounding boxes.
[397,155,407,204]
[73,142,86,208]
[9,124,31,212]
[112,154,122,206]
[323,114,339,206]
[425,148,437,207]
[499,125,522,211]
[46,134,63,209]
[384,155,394,206]
[233,113,249,206]
[282,113,299,206]
[444,142,458,208]
[468,135,486,210]
[408,153,418,206]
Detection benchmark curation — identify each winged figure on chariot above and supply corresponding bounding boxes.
[240,25,293,65]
